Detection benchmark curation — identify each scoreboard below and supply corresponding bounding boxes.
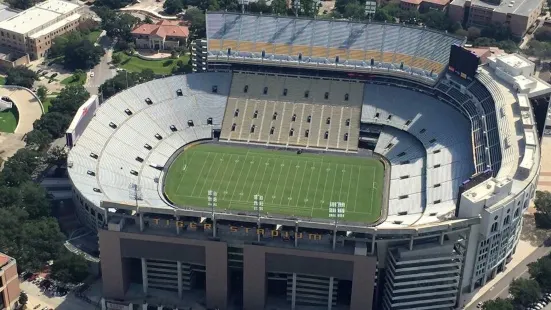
[448,44,480,81]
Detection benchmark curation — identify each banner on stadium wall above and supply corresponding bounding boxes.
[66,95,99,148]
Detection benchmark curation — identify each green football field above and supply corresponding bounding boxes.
[164,144,385,223]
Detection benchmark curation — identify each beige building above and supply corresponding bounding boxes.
[0,253,20,310]
[449,0,544,37]
[131,20,189,51]
[0,0,84,61]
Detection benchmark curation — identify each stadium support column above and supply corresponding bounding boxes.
[139,213,144,232]
[175,216,180,235]
[329,202,345,251]
[291,273,297,310]
[294,222,299,248]
[141,258,148,294]
[328,277,334,310]
[177,261,183,298]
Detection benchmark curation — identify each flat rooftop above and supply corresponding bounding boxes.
[0,253,11,268]
[0,4,19,23]
[499,54,532,68]
[450,0,540,16]
[0,0,80,35]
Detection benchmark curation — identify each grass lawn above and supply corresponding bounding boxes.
[116,52,189,75]
[0,109,17,133]
[164,144,385,223]
[0,76,6,85]
[86,30,102,43]
[60,72,86,86]
[42,97,53,113]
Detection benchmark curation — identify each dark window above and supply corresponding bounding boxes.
[212,85,218,93]
[397,152,406,157]
[187,120,194,127]
[124,109,132,115]
[283,88,287,96]
[250,125,255,133]
[244,85,248,93]
[93,188,101,193]
[130,170,138,176]
[375,112,380,118]
[109,122,117,129]
[434,200,441,204]
[273,112,278,120]
[145,98,153,105]
[387,115,392,121]
[144,144,152,150]
[326,117,331,125]
[399,195,409,199]
[400,175,409,179]
[90,153,98,159]
[155,134,163,140]
[231,123,236,131]
[434,183,441,188]
[304,90,309,98]
[263,87,268,95]
[176,89,183,96]
[291,114,296,122]
[289,129,294,137]
[136,156,144,162]
[345,119,350,126]
[253,110,258,118]
[420,128,426,134]
[400,160,410,164]
[307,115,311,123]
[433,150,441,154]
[270,127,275,135]
[87,170,95,176]
[207,117,213,125]
[344,133,348,141]
[305,130,309,137]
[170,125,177,132]
[405,120,411,126]
[386,143,394,149]
[324,92,329,99]
[234,109,239,117]
[434,164,441,168]
[344,93,349,101]
[324,131,329,139]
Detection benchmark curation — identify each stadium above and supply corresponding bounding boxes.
[67,12,544,310]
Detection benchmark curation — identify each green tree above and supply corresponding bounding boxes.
[183,8,206,39]
[270,0,288,14]
[528,255,551,291]
[509,278,542,307]
[18,292,28,307]
[481,298,514,310]
[111,53,122,65]
[25,129,53,151]
[467,26,481,41]
[6,66,37,89]
[50,252,89,284]
[0,149,41,186]
[249,0,271,13]
[420,10,450,31]
[535,190,551,220]
[164,0,185,14]
[343,1,365,20]
[64,40,104,70]
[5,0,40,10]
[49,85,90,115]
[36,85,48,102]
[95,8,140,42]
[144,16,154,24]
[46,146,68,169]
[17,181,52,219]
[94,0,133,9]
[33,112,72,139]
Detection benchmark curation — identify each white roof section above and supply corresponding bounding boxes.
[29,13,81,39]
[0,0,80,35]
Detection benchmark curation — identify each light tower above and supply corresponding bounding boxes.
[254,194,264,242]
[208,190,217,238]
[329,202,345,250]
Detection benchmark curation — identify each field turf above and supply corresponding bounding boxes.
[164,144,385,223]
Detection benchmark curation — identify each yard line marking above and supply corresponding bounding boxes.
[338,163,346,203]
[189,152,211,196]
[303,160,316,210]
[265,157,278,203]
[175,151,196,194]
[270,158,285,204]
[369,166,375,214]
[346,163,354,211]
[255,158,271,202]
[278,159,294,206]
[319,162,332,208]
[230,151,250,202]
[353,165,361,213]
[212,154,233,198]
[295,160,310,209]
[223,154,241,199]
[198,153,219,198]
[329,163,339,207]
[247,157,264,200]
[312,157,325,210]
[287,158,302,206]
[236,153,256,201]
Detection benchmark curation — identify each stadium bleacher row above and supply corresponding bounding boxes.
[206,13,464,75]
[362,84,475,225]
[220,73,362,151]
[67,73,232,208]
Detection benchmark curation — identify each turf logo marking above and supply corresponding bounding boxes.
[182,164,187,172]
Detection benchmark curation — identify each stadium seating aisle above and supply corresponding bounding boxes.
[68,72,231,207]
[364,83,475,220]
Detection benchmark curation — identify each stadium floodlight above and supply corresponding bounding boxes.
[254,194,264,242]
[129,183,143,209]
[329,202,345,250]
[292,0,300,17]
[208,190,217,237]
[239,0,249,13]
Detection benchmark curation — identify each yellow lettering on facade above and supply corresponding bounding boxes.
[230,226,238,232]
[257,229,265,235]
[204,224,212,230]
[272,230,279,237]
[152,218,159,225]
[177,220,184,227]
[308,234,322,240]
[189,222,196,229]
[244,227,250,234]
[296,233,303,239]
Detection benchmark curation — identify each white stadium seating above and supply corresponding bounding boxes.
[67,73,231,208]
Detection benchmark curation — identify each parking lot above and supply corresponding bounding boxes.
[19,274,96,310]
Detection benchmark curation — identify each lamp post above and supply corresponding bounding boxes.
[208,190,217,238]
[254,194,264,242]
[329,202,345,250]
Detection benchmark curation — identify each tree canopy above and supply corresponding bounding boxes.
[6,66,37,89]
[5,0,40,10]
[94,7,140,42]
[163,0,185,14]
[528,255,551,291]
[534,190,551,220]
[481,298,514,310]
[50,31,104,70]
[50,252,89,284]
[99,69,156,99]
[509,278,542,307]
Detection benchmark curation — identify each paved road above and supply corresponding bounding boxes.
[86,33,116,95]
[466,246,551,309]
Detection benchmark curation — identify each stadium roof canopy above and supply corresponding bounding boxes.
[206,12,465,80]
